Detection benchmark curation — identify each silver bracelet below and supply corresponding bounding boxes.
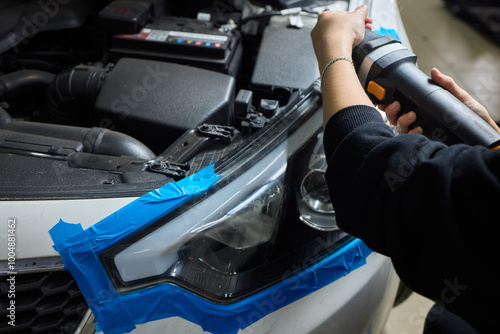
[320,56,355,83]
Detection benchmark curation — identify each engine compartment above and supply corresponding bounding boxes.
[0,0,325,199]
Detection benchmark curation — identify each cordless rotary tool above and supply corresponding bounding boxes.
[352,29,500,149]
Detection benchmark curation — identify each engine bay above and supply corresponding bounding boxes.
[0,0,339,199]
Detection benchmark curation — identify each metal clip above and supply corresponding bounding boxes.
[149,124,235,179]
[147,160,190,180]
[197,124,234,144]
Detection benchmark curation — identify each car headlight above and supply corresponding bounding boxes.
[296,132,337,231]
[101,82,350,303]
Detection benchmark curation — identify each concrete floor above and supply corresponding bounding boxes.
[383,292,434,334]
[382,0,500,333]
[395,0,500,122]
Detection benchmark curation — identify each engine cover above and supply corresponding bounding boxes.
[250,26,319,92]
[94,58,235,153]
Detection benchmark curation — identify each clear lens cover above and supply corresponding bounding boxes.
[203,180,284,250]
[296,132,337,231]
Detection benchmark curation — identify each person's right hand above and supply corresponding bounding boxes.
[310,5,372,74]
[380,68,500,134]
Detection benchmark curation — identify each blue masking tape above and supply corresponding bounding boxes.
[373,27,400,40]
[52,222,133,333]
[50,164,220,334]
[50,164,372,334]
[117,238,372,334]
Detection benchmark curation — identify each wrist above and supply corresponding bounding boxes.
[317,43,353,69]
[321,57,355,84]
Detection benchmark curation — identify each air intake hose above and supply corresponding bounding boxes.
[45,64,108,125]
[0,70,55,100]
[0,121,155,159]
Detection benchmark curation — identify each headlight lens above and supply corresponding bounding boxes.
[203,180,284,250]
[101,83,350,303]
[301,169,333,213]
[296,132,337,231]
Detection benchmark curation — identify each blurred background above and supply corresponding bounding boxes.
[383,0,500,333]
[396,0,500,123]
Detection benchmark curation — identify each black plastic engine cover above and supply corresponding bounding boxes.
[250,26,319,93]
[94,58,235,153]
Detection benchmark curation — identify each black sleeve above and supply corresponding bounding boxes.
[323,104,500,332]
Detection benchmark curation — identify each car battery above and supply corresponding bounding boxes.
[109,16,242,75]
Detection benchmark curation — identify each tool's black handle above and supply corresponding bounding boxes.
[353,29,500,149]
[385,61,500,147]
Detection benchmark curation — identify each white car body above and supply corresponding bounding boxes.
[1,1,412,333]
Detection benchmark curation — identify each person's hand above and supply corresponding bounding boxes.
[430,68,500,133]
[379,68,500,134]
[379,101,423,135]
[311,5,373,72]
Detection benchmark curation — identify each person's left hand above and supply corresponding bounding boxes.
[378,102,423,135]
[379,68,500,135]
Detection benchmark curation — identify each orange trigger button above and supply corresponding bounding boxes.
[367,81,386,101]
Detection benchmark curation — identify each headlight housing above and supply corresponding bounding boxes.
[101,82,349,303]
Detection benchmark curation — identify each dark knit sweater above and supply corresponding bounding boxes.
[323,105,500,333]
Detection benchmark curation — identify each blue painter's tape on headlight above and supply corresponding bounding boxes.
[48,85,373,333]
[52,197,371,334]
[116,238,371,334]
[373,27,400,40]
[49,164,220,334]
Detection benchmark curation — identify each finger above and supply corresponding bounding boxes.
[431,68,471,103]
[431,68,497,131]
[355,4,369,18]
[396,111,417,134]
[384,101,401,126]
[408,126,423,135]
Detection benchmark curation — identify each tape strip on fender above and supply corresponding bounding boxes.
[50,164,220,334]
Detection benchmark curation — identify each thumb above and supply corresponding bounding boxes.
[354,4,369,17]
[431,67,470,102]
